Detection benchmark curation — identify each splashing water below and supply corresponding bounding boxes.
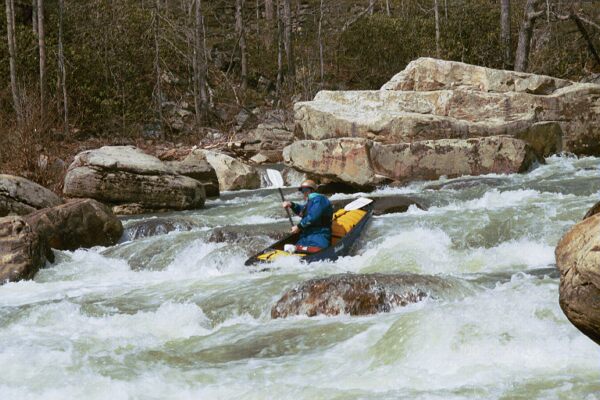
[1,156,599,399]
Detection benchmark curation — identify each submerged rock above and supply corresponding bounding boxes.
[271,273,458,318]
[555,212,600,345]
[63,146,205,212]
[123,217,197,240]
[0,174,62,217]
[0,216,48,283]
[25,199,123,251]
[332,195,427,215]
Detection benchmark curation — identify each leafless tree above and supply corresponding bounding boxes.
[434,0,440,58]
[58,0,68,133]
[501,0,512,69]
[32,0,37,35]
[153,0,163,132]
[5,0,21,119]
[514,0,544,72]
[37,0,47,117]
[235,0,248,90]
[193,0,209,122]
[265,0,274,20]
[282,0,294,77]
[318,0,325,86]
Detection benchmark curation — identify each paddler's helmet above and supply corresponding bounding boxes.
[298,179,317,192]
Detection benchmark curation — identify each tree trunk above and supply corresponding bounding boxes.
[368,0,375,15]
[434,0,440,58]
[265,0,274,20]
[37,0,46,117]
[5,0,21,119]
[58,0,68,134]
[153,0,163,133]
[318,0,324,87]
[193,0,209,123]
[385,0,391,16]
[32,0,37,35]
[501,0,512,69]
[514,0,544,72]
[282,0,294,77]
[235,0,247,90]
[276,0,284,93]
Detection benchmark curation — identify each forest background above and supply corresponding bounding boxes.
[1,0,599,190]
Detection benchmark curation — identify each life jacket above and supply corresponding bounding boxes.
[299,193,333,229]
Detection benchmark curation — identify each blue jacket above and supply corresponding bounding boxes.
[291,193,333,248]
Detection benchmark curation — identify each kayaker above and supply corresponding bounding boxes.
[282,179,333,252]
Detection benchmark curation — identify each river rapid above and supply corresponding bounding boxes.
[1,155,599,399]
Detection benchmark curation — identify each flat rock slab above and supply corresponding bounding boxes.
[0,174,62,217]
[271,273,467,318]
[284,136,537,188]
[64,146,205,211]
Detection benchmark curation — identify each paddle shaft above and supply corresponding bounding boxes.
[278,188,295,227]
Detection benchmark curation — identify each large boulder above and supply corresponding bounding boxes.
[242,120,296,163]
[0,174,62,217]
[283,136,537,188]
[63,146,205,212]
[556,211,600,345]
[0,216,48,283]
[25,199,123,251]
[198,149,261,191]
[167,149,220,197]
[295,58,600,156]
[271,273,461,318]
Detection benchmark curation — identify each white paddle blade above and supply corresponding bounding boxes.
[344,197,374,211]
[266,169,285,188]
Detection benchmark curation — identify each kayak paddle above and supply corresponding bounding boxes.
[266,169,294,227]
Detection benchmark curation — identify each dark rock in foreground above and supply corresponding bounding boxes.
[0,216,48,283]
[583,201,600,220]
[271,273,459,318]
[123,216,197,241]
[332,195,427,215]
[25,199,123,251]
[556,208,600,345]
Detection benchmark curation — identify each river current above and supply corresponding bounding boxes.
[1,155,599,399]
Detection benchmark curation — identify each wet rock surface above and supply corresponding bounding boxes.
[0,216,48,283]
[583,201,600,220]
[332,195,427,215]
[167,150,220,197]
[555,210,600,345]
[271,273,459,318]
[63,146,206,212]
[0,174,62,217]
[25,199,123,251]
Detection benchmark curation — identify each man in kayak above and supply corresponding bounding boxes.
[282,179,333,252]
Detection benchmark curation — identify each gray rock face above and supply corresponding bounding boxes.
[198,149,261,191]
[63,146,205,212]
[25,199,123,251]
[0,174,62,217]
[556,211,600,345]
[167,149,220,197]
[284,136,537,188]
[0,216,47,283]
[295,57,600,156]
[271,273,463,318]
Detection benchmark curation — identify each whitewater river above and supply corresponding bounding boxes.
[1,155,600,399]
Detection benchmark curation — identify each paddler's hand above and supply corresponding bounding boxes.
[291,225,300,234]
[282,201,292,209]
